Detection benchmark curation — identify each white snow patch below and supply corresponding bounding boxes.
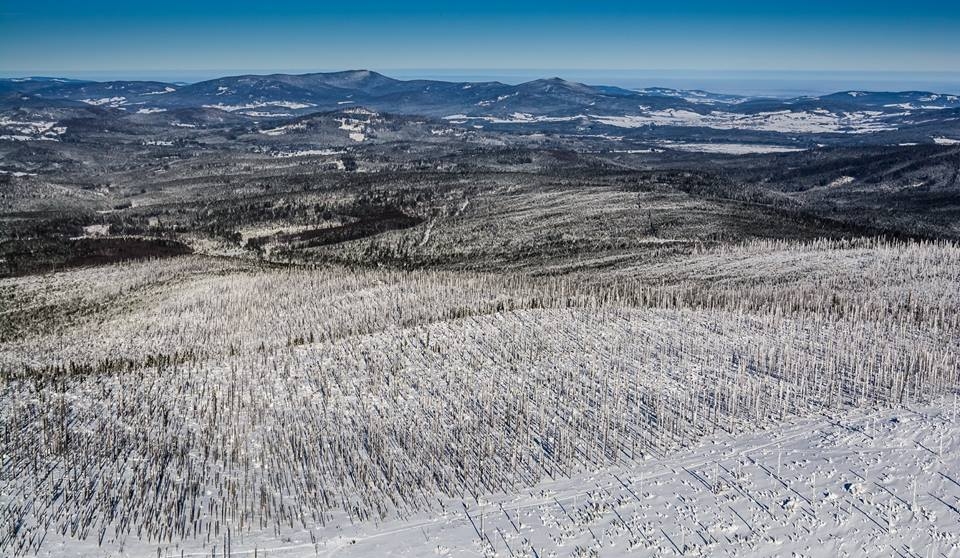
[343,107,377,116]
[828,176,856,188]
[203,101,316,112]
[0,117,66,141]
[241,111,293,117]
[445,113,585,124]
[589,109,899,134]
[82,224,111,237]
[81,96,127,107]
[261,122,307,136]
[885,103,946,110]
[450,108,896,133]
[271,149,344,158]
[143,87,176,95]
[657,141,805,154]
[338,118,367,142]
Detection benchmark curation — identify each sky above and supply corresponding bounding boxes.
[1,0,958,86]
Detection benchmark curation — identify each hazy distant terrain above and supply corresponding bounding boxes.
[1,71,959,557]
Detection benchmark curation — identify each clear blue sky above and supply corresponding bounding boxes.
[1,0,958,75]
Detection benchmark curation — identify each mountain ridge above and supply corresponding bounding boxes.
[3,70,960,148]
[4,70,960,118]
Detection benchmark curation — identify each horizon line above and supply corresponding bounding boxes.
[4,68,960,75]
[4,68,960,96]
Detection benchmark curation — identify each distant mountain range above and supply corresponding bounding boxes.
[2,70,960,147]
[4,70,960,116]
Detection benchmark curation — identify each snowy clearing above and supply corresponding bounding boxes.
[656,141,806,154]
[80,96,128,107]
[202,101,317,112]
[589,109,901,134]
[442,109,904,134]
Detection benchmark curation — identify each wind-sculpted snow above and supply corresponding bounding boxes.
[1,239,959,556]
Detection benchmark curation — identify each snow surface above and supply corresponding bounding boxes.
[203,101,316,112]
[588,109,899,134]
[0,117,66,141]
[27,397,960,557]
[445,113,587,124]
[80,224,110,237]
[338,117,368,141]
[884,103,947,110]
[828,176,857,188]
[656,141,805,154]
[444,109,902,134]
[143,87,176,95]
[478,93,519,106]
[271,149,345,158]
[242,111,293,117]
[81,96,127,107]
[260,122,307,136]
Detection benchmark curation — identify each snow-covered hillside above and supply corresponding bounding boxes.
[25,398,960,557]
